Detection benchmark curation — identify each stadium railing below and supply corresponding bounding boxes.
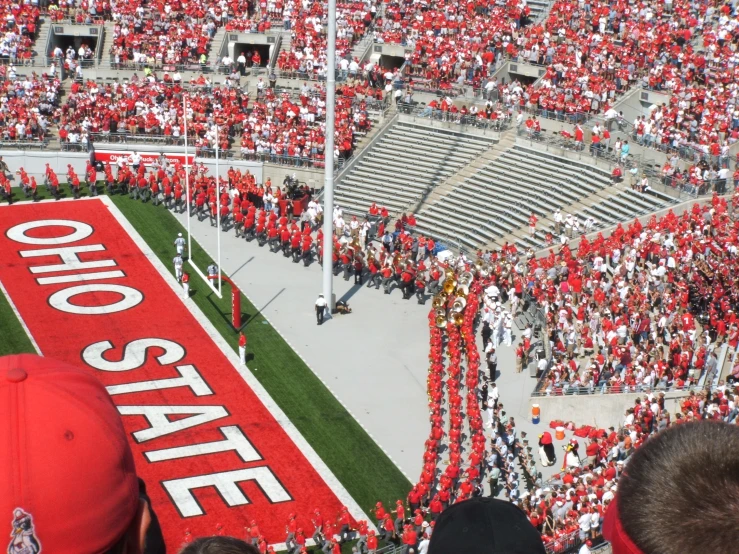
[514,127,726,201]
[544,529,583,554]
[0,139,50,149]
[402,104,512,132]
[530,380,717,397]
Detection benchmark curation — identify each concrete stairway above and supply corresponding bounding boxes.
[334,120,497,216]
[30,17,51,65]
[349,33,373,63]
[276,31,292,61]
[208,28,228,65]
[527,0,551,21]
[98,21,117,63]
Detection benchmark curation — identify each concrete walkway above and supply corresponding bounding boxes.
[168,206,555,483]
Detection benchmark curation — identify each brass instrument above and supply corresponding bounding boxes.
[448,311,464,326]
[452,297,467,313]
[432,296,446,309]
[442,279,457,295]
[436,313,447,328]
[444,267,456,280]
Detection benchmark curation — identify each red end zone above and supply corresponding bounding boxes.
[0,199,360,548]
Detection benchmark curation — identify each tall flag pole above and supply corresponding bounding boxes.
[183,95,192,260]
[321,0,337,314]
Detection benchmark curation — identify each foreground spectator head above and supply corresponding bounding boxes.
[179,537,260,553]
[428,497,546,553]
[0,354,156,554]
[603,421,739,554]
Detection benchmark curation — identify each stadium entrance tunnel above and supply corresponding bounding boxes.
[49,27,100,67]
[231,43,271,69]
[379,54,405,71]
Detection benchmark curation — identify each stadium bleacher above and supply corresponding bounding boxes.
[334,120,498,216]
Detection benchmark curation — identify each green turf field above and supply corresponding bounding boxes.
[0,289,37,356]
[1,186,412,544]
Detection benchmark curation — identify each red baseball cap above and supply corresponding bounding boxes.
[0,354,140,553]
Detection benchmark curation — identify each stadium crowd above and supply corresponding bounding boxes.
[0,73,60,143]
[535,193,737,396]
[10,152,738,554]
[0,0,39,63]
[374,0,739,163]
[56,75,374,164]
[275,0,378,77]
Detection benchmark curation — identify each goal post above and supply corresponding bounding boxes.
[183,93,223,299]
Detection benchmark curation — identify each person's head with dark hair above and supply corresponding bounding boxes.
[604,420,739,554]
[179,537,260,554]
[0,354,162,554]
[428,497,546,554]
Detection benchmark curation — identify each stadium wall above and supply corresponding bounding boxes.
[0,149,264,183]
[529,390,693,430]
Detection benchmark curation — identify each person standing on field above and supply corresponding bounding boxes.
[173,253,184,281]
[182,271,190,299]
[239,332,247,365]
[315,294,327,325]
[174,232,186,258]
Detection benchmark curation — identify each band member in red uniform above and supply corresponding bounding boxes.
[400,265,415,299]
[353,254,364,284]
[290,230,302,262]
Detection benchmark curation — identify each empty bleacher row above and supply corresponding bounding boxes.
[578,189,675,231]
[334,121,497,216]
[412,144,677,253]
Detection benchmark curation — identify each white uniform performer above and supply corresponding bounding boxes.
[174,232,186,257]
[173,254,184,281]
[504,313,513,346]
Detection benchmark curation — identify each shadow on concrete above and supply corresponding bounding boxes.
[230,256,255,278]
[243,287,286,328]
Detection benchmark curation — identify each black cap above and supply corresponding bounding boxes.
[428,497,546,554]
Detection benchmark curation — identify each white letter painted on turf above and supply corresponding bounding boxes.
[145,426,261,462]
[7,220,93,245]
[118,405,228,442]
[106,364,212,397]
[5,219,92,245]
[83,338,186,372]
[22,244,116,274]
[163,467,291,517]
[48,284,143,315]
[36,270,125,285]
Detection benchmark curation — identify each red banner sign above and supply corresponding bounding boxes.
[0,198,360,550]
[95,150,194,166]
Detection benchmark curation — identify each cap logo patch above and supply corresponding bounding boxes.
[8,509,41,554]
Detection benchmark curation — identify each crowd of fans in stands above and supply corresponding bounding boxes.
[0,72,59,142]
[533,193,737,396]
[0,2,39,63]
[275,0,378,78]
[375,0,738,160]
[56,74,373,164]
